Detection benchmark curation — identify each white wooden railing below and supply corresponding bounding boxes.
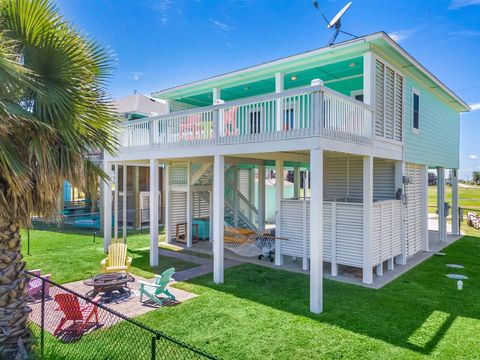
[119,85,374,149]
[371,200,403,267]
[279,198,403,272]
[279,199,364,270]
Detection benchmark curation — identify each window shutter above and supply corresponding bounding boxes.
[375,58,403,141]
[394,74,403,141]
[385,67,395,139]
[375,60,385,137]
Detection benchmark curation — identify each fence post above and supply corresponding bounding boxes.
[140,209,143,234]
[151,335,156,360]
[27,228,30,256]
[41,280,46,359]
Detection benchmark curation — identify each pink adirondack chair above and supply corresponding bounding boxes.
[53,293,100,336]
[179,114,202,140]
[224,106,238,136]
[27,269,51,300]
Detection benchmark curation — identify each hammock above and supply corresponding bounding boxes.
[223,227,286,258]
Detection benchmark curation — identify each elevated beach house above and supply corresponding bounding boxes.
[103,32,469,313]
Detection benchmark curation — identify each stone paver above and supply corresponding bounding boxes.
[28,274,197,336]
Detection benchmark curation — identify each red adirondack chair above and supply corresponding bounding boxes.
[179,114,202,140]
[53,293,100,336]
[224,106,238,136]
[27,269,51,300]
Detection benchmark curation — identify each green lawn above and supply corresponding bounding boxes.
[21,226,198,284]
[428,184,480,212]
[139,235,480,359]
[35,235,480,359]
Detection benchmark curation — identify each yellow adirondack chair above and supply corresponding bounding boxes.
[101,243,132,273]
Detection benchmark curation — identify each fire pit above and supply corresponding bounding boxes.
[84,272,135,303]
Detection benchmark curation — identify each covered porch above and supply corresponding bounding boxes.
[104,148,423,314]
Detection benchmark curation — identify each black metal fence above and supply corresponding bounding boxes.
[26,271,219,360]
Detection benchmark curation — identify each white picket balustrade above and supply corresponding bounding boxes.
[118,85,374,148]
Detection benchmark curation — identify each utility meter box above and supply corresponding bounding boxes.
[444,202,451,217]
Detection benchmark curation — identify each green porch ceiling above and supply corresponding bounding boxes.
[171,56,364,107]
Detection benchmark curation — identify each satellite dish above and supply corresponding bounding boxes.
[328,2,352,29]
[312,1,357,46]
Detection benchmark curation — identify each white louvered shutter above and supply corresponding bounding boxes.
[375,60,385,137]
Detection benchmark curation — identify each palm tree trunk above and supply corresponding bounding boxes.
[0,223,31,359]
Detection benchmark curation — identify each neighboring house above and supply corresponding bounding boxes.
[103,93,168,229]
[113,92,168,120]
[104,32,469,314]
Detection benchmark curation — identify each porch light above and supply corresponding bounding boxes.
[349,62,357,68]
[290,75,298,81]
[244,86,250,90]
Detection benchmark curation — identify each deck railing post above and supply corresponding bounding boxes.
[213,109,220,142]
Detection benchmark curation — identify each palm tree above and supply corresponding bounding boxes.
[0,0,118,357]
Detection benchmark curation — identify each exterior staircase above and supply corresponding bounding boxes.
[191,162,258,230]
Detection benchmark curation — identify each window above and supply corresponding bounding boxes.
[413,90,420,131]
[283,108,294,130]
[351,90,364,102]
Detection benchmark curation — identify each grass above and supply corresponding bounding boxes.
[428,184,480,212]
[137,235,480,359]
[21,225,199,284]
[35,235,480,359]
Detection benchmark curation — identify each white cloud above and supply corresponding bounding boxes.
[151,0,174,26]
[470,103,480,111]
[130,72,144,81]
[469,154,478,160]
[448,0,480,9]
[388,29,416,43]
[449,30,480,37]
[152,0,172,11]
[210,19,234,32]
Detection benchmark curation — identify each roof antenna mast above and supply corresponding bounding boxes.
[312,1,357,46]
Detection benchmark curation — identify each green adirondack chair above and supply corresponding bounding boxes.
[138,268,176,305]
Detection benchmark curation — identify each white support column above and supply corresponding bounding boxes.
[213,87,221,104]
[331,202,337,276]
[363,51,375,107]
[165,99,171,115]
[122,163,127,242]
[362,156,374,284]
[213,155,225,284]
[275,160,284,266]
[209,190,213,242]
[103,162,112,252]
[395,161,407,265]
[376,263,383,277]
[149,159,159,266]
[133,166,140,229]
[451,169,459,235]
[186,162,193,248]
[275,72,284,131]
[422,165,429,251]
[258,164,266,230]
[294,166,301,198]
[164,163,172,243]
[437,167,446,242]
[309,148,323,314]
[114,163,119,241]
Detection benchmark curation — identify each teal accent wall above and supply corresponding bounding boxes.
[404,77,460,169]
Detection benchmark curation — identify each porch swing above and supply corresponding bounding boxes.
[223,227,287,261]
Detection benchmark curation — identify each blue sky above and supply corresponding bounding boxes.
[58,0,480,179]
